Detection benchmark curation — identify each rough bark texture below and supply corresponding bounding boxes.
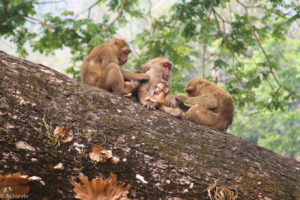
[0,51,299,200]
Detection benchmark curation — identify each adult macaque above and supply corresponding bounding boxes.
[176,78,234,132]
[81,38,149,96]
[137,57,177,110]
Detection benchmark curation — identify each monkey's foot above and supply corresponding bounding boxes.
[124,81,134,88]
[143,101,157,110]
[172,108,183,118]
[123,93,132,98]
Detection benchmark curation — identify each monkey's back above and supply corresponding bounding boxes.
[208,84,234,131]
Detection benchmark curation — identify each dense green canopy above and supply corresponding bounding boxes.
[0,0,299,159]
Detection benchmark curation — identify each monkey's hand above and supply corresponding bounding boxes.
[139,65,150,73]
[142,100,157,110]
[170,108,183,118]
[175,95,187,104]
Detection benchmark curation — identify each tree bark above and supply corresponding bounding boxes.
[0,51,299,200]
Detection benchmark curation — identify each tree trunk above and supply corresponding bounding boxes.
[0,51,299,200]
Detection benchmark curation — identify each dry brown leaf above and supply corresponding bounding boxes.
[0,174,37,199]
[205,180,238,200]
[53,126,73,143]
[72,173,131,200]
[89,145,112,163]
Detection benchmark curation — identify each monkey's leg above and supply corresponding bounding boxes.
[101,64,132,95]
[120,68,150,81]
[159,105,183,117]
[184,105,218,128]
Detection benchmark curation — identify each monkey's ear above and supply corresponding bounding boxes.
[164,87,169,93]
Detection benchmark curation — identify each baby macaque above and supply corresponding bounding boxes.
[145,82,169,106]
[145,82,182,117]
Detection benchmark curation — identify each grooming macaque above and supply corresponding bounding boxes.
[176,78,234,132]
[81,38,149,97]
[137,57,176,109]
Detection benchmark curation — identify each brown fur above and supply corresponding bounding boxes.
[145,82,169,106]
[176,78,234,131]
[137,57,181,117]
[138,57,175,108]
[81,38,149,96]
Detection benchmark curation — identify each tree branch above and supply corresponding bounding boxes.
[213,9,232,25]
[76,0,102,18]
[236,0,296,96]
[0,0,7,30]
[99,0,126,37]
[213,8,234,55]
[1,50,300,200]
[37,0,65,4]
[147,0,153,27]
[201,0,214,79]
[24,16,55,30]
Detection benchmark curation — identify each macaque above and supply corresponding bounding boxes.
[137,57,180,116]
[145,82,169,106]
[176,78,234,132]
[137,57,176,109]
[81,38,149,97]
[145,82,182,117]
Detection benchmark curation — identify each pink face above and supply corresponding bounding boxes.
[119,47,131,65]
[155,83,169,94]
[161,61,172,78]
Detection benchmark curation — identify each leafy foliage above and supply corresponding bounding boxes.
[0,0,299,158]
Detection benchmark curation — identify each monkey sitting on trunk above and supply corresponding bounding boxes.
[176,78,234,132]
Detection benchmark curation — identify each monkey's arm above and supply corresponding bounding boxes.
[176,94,218,109]
[135,65,150,73]
[159,105,183,117]
[120,68,150,81]
[145,97,157,103]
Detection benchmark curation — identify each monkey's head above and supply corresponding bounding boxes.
[185,78,210,97]
[113,38,131,66]
[155,82,169,94]
[151,57,173,80]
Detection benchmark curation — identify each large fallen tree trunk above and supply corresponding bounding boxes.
[0,51,299,200]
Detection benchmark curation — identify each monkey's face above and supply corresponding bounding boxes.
[155,83,169,94]
[185,87,195,97]
[160,61,172,80]
[185,79,199,97]
[119,47,131,65]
